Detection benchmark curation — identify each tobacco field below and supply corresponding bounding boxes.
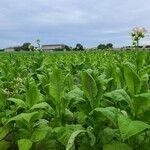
[0,51,150,150]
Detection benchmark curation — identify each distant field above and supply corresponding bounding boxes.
[0,50,150,150]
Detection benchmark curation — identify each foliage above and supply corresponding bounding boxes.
[14,43,35,51]
[106,43,113,49]
[0,50,150,149]
[97,43,113,50]
[97,44,106,50]
[74,43,84,51]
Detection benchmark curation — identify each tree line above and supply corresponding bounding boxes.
[13,42,113,51]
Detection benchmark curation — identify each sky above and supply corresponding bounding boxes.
[0,0,150,48]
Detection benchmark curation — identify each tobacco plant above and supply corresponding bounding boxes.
[0,51,150,150]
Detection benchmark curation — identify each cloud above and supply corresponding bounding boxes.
[0,0,150,48]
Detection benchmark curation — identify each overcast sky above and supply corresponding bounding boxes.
[0,0,150,48]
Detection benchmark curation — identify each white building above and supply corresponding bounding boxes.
[42,44,66,51]
[4,46,20,52]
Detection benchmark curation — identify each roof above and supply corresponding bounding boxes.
[5,46,20,49]
[42,44,66,47]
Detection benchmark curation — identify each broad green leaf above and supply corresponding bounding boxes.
[0,141,10,150]
[66,129,95,150]
[18,139,32,150]
[82,71,98,109]
[54,125,83,146]
[31,126,52,142]
[8,112,40,123]
[64,73,74,91]
[65,86,84,101]
[104,89,131,106]
[65,87,87,113]
[49,68,65,102]
[41,57,51,68]
[118,114,150,140]
[112,66,123,89]
[30,102,51,110]
[48,68,65,116]
[25,82,43,108]
[90,107,118,125]
[140,74,149,93]
[86,130,96,146]
[8,98,26,108]
[17,128,32,139]
[103,143,132,150]
[66,130,86,150]
[133,93,150,115]
[102,128,119,144]
[124,63,141,96]
[141,109,150,123]
[0,126,9,140]
[62,109,73,123]
[139,65,150,76]
[136,51,147,70]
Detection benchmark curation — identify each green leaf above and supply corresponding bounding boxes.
[112,66,123,89]
[0,141,10,150]
[8,112,40,123]
[65,86,84,101]
[124,63,141,96]
[139,65,150,76]
[54,125,83,146]
[90,107,118,125]
[66,130,86,150]
[133,93,150,115]
[31,126,52,142]
[104,89,131,106]
[49,68,65,102]
[103,143,132,150]
[66,129,95,150]
[118,114,150,140]
[18,139,32,150]
[86,129,96,146]
[136,51,147,71]
[0,126,10,140]
[48,68,65,116]
[8,98,26,108]
[64,73,74,91]
[102,128,119,144]
[140,74,149,93]
[30,102,51,110]
[82,71,98,109]
[25,82,43,108]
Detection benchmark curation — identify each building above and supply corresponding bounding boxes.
[42,44,66,51]
[4,46,20,52]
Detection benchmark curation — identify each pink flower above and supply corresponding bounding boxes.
[132,27,148,33]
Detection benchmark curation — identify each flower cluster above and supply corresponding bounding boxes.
[131,27,148,47]
[132,27,148,34]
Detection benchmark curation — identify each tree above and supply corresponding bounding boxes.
[22,43,34,51]
[97,44,106,50]
[0,49,4,51]
[14,43,35,51]
[106,43,113,49]
[64,45,71,51]
[75,43,84,51]
[14,46,21,51]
